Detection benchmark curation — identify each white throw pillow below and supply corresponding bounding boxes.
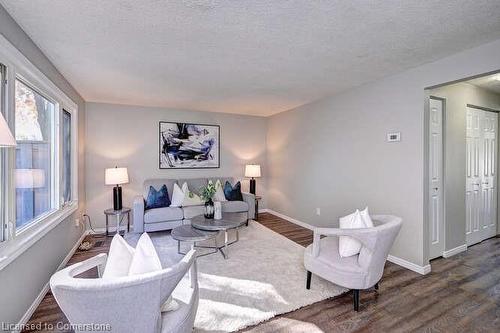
[161,298,180,312]
[360,207,374,228]
[128,233,162,275]
[181,182,204,206]
[170,183,185,207]
[213,179,227,202]
[102,234,135,278]
[102,233,178,312]
[338,209,371,258]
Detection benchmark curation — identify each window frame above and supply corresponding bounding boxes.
[0,34,79,270]
[14,76,59,233]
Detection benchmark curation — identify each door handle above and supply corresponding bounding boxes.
[433,187,438,190]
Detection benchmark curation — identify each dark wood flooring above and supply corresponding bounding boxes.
[23,213,500,332]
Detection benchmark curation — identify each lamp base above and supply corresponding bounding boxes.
[113,186,123,211]
[249,178,256,195]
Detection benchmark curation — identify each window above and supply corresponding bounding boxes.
[0,63,6,242]
[15,79,56,229]
[0,35,78,267]
[62,110,72,204]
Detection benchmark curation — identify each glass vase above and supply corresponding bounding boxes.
[204,198,214,219]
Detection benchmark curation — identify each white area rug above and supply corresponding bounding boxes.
[126,221,346,332]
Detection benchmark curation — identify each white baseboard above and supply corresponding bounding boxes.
[258,208,269,214]
[15,230,88,332]
[264,209,314,230]
[443,244,467,258]
[387,255,431,275]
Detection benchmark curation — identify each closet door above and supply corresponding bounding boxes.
[466,108,498,246]
[466,108,482,246]
[481,111,497,241]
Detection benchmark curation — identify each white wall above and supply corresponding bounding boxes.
[85,102,268,228]
[430,83,500,251]
[0,4,86,325]
[267,38,500,267]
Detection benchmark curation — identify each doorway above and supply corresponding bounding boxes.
[427,72,500,260]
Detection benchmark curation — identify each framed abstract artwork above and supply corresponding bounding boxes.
[159,122,220,169]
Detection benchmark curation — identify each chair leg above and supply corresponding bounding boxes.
[306,271,312,290]
[374,282,379,291]
[353,289,360,311]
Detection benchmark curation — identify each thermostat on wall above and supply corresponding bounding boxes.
[387,132,401,142]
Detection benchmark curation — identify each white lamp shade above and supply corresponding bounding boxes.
[16,169,46,189]
[245,164,261,178]
[0,113,16,147]
[105,167,129,185]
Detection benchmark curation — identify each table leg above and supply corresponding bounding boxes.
[116,214,120,235]
[177,241,181,254]
[105,215,109,236]
[127,212,130,232]
[255,200,259,220]
[224,230,229,259]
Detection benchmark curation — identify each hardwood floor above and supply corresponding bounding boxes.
[23,213,499,332]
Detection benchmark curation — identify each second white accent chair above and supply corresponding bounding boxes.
[304,215,402,311]
[50,250,199,333]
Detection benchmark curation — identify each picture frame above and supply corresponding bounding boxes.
[159,121,220,169]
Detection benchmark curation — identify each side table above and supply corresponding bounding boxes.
[104,207,131,236]
[255,195,262,220]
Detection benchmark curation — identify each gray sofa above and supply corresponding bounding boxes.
[133,177,255,233]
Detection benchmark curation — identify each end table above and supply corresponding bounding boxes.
[104,207,131,236]
[255,195,262,220]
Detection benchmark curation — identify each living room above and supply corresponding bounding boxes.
[0,1,499,333]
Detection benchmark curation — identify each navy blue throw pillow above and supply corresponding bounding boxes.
[224,181,243,201]
[145,185,171,210]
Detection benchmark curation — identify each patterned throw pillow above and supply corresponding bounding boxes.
[181,182,204,206]
[224,181,243,201]
[145,185,171,210]
[213,179,227,202]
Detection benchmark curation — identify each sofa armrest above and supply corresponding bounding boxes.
[241,192,255,220]
[133,195,145,233]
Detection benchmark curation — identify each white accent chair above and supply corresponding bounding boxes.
[304,215,402,311]
[50,250,199,333]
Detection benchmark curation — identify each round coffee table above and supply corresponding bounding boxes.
[171,224,218,257]
[191,213,247,259]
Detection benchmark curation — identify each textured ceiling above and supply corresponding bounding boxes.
[2,1,500,116]
[468,74,500,94]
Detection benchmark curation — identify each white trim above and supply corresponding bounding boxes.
[265,209,314,230]
[387,255,431,275]
[258,208,269,214]
[0,34,77,110]
[442,244,467,258]
[0,202,78,271]
[0,33,79,252]
[15,228,87,333]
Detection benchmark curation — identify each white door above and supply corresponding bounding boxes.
[466,107,498,246]
[429,98,444,259]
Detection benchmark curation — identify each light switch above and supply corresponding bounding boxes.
[387,132,401,142]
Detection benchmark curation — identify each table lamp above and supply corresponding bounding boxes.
[0,113,16,147]
[245,164,261,195]
[105,167,129,210]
